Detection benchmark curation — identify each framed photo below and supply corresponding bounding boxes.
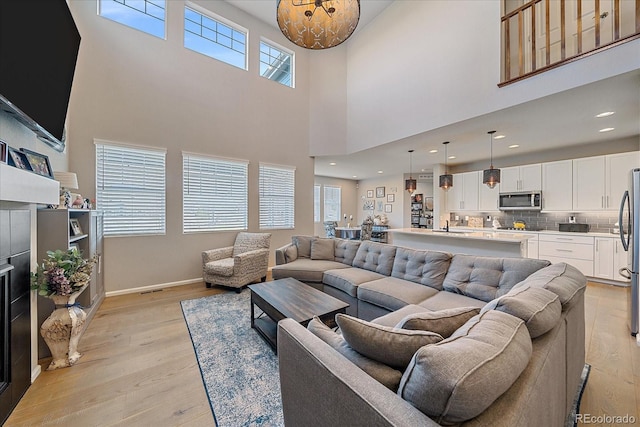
[366,190,374,198]
[69,243,80,252]
[376,187,385,198]
[20,148,54,178]
[387,194,395,203]
[0,140,7,163]
[7,146,32,171]
[363,199,374,210]
[69,218,83,236]
[385,204,392,213]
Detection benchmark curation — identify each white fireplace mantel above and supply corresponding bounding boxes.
[0,163,59,204]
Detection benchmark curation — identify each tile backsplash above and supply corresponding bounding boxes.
[451,211,619,234]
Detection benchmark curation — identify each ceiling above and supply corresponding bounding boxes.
[225,1,640,181]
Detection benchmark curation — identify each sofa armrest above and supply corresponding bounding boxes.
[202,247,233,263]
[277,319,438,427]
[275,243,297,265]
[233,248,269,272]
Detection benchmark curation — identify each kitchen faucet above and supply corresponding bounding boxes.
[443,220,449,232]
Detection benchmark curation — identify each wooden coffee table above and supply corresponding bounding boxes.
[248,277,349,352]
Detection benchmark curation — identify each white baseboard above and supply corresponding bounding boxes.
[105,277,203,297]
[31,364,42,383]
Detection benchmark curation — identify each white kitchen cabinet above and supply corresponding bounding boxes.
[538,234,594,276]
[479,179,499,211]
[614,239,631,283]
[573,152,639,211]
[593,237,614,280]
[525,233,539,259]
[447,171,479,211]
[542,160,573,211]
[500,164,541,192]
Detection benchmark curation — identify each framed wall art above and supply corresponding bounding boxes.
[366,190,374,198]
[385,204,392,213]
[21,148,54,178]
[7,146,32,171]
[0,140,7,163]
[387,194,394,203]
[376,187,385,198]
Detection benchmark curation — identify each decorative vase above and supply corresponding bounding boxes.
[40,286,87,370]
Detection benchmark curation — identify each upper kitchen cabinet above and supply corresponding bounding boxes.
[573,152,639,211]
[447,171,479,211]
[542,160,573,211]
[500,164,541,192]
[479,179,500,211]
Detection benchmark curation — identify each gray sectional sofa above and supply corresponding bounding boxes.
[272,236,587,426]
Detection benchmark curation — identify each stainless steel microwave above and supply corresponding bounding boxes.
[498,191,542,211]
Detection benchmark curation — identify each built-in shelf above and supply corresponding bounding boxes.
[0,162,58,205]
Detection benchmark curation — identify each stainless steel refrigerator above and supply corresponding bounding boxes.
[619,168,640,336]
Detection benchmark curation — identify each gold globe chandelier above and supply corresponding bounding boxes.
[276,0,361,49]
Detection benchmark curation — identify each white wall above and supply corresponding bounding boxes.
[67,0,315,292]
[355,175,405,228]
[305,0,640,156]
[313,176,358,236]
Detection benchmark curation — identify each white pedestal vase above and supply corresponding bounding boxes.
[40,285,88,370]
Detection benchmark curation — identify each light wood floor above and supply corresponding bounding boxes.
[4,281,640,426]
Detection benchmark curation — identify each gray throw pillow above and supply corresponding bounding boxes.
[481,284,561,338]
[336,313,443,370]
[284,244,298,263]
[398,310,532,424]
[396,306,481,338]
[310,237,335,261]
[292,235,314,258]
[306,317,403,391]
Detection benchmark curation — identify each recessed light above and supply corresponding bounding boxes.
[329,162,337,166]
[448,155,456,160]
[429,149,438,154]
[377,170,383,174]
[352,175,357,178]
[596,111,615,118]
[494,135,506,140]
[508,144,519,149]
[599,127,615,132]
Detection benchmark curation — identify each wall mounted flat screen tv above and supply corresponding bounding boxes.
[0,0,81,152]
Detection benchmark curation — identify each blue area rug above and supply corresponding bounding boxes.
[181,290,284,426]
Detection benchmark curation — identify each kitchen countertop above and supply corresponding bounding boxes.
[387,228,535,242]
[445,226,621,238]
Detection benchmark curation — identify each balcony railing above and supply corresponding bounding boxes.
[500,0,640,85]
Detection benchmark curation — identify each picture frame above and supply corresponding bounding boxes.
[376,187,385,198]
[387,194,395,203]
[20,148,54,179]
[385,204,392,213]
[69,218,83,236]
[0,140,7,163]
[366,190,374,198]
[7,146,32,171]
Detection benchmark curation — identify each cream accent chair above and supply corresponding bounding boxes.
[202,232,272,293]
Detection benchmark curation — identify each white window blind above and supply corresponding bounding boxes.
[314,184,320,222]
[183,153,248,232]
[259,163,295,229]
[95,141,166,236]
[323,185,341,221]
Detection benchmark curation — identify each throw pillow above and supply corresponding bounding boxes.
[283,244,298,263]
[306,317,403,391]
[398,310,532,424]
[292,235,314,258]
[335,313,443,370]
[481,284,561,338]
[396,306,481,338]
[310,238,335,261]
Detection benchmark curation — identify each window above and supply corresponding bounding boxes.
[183,153,248,232]
[99,0,166,39]
[259,163,295,229]
[323,186,341,222]
[260,40,293,87]
[314,184,321,222]
[184,4,247,70]
[95,140,166,236]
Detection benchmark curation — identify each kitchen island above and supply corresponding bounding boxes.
[387,228,534,258]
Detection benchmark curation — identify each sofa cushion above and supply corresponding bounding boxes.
[396,306,481,338]
[292,235,314,258]
[311,237,335,261]
[352,240,397,276]
[512,262,586,311]
[203,258,235,277]
[442,254,551,302]
[271,259,349,282]
[398,310,532,424]
[418,291,486,311]
[357,277,439,312]
[482,285,561,338]
[371,304,432,328]
[336,314,443,370]
[306,317,403,391]
[323,267,386,297]
[391,248,452,290]
[334,238,361,265]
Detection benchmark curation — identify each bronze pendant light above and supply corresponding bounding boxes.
[439,141,453,191]
[483,130,500,189]
[405,149,417,193]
